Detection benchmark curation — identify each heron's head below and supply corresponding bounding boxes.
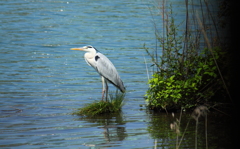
[71,45,97,53]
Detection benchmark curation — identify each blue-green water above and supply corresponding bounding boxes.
[0,0,227,148]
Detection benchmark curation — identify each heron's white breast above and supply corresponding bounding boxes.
[84,53,96,68]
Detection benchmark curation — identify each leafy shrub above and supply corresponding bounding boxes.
[144,5,228,111]
[146,46,226,111]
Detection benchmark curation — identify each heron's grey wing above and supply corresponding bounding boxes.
[95,53,125,92]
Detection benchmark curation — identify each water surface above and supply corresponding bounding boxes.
[0,0,229,148]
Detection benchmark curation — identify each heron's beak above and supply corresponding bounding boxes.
[70,48,85,51]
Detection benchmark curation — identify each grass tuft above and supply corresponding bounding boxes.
[72,90,125,116]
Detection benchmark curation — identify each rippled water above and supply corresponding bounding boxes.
[0,0,227,148]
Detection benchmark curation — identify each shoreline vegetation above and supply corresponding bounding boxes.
[144,0,232,114]
[145,0,235,148]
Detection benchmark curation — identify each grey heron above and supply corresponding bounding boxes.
[71,45,125,101]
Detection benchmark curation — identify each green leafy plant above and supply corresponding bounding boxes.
[145,4,227,111]
[146,47,225,111]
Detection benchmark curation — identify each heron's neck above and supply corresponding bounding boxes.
[85,50,96,59]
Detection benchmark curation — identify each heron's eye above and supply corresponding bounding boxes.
[88,46,92,48]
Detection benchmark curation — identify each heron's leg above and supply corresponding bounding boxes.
[101,77,105,101]
[105,81,108,102]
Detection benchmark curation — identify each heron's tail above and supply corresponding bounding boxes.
[118,80,125,93]
[119,86,126,93]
